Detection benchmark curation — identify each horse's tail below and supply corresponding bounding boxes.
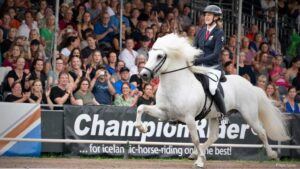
[255,87,290,141]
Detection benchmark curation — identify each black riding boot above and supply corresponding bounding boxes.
[212,89,228,124]
[220,70,227,82]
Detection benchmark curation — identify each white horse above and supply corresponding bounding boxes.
[134,34,290,168]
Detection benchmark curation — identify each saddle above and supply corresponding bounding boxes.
[168,73,225,126]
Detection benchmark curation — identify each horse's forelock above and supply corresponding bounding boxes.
[153,34,201,63]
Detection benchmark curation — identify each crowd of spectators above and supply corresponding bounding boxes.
[0,0,299,113]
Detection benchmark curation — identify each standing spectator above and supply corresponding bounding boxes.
[114,67,136,94]
[90,66,115,105]
[17,11,39,39]
[50,71,78,106]
[265,83,283,110]
[119,38,138,74]
[114,82,136,107]
[28,59,47,89]
[5,81,30,103]
[137,83,155,106]
[283,86,300,113]
[74,78,99,105]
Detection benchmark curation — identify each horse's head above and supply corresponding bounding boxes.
[140,33,202,82]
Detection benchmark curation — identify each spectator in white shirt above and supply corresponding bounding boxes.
[17,11,39,39]
[119,37,138,75]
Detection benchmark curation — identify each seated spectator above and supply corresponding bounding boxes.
[137,83,155,106]
[1,28,17,56]
[68,56,88,89]
[5,81,30,103]
[112,22,130,52]
[47,57,65,87]
[137,35,150,60]
[94,12,116,45]
[249,32,264,52]
[77,11,94,41]
[283,86,300,113]
[111,60,125,83]
[49,71,78,106]
[60,36,80,64]
[29,79,53,109]
[130,61,145,92]
[238,51,256,85]
[114,82,136,107]
[86,50,104,79]
[114,67,137,95]
[269,55,289,95]
[29,59,47,89]
[105,51,118,76]
[223,61,236,75]
[74,78,99,105]
[119,38,138,75]
[4,57,30,92]
[285,57,300,86]
[2,44,29,72]
[246,24,259,41]
[17,11,39,39]
[90,66,115,105]
[292,68,300,91]
[29,40,46,62]
[265,83,283,110]
[220,48,232,66]
[240,37,256,66]
[80,34,99,66]
[253,52,271,78]
[256,74,268,90]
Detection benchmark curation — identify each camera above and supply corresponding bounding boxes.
[99,70,106,76]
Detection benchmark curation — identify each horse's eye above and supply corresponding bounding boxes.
[157,54,163,60]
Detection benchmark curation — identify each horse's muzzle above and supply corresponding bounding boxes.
[140,69,152,82]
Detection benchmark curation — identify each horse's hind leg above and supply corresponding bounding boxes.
[242,109,278,159]
[185,117,206,168]
[188,118,219,160]
[135,105,168,133]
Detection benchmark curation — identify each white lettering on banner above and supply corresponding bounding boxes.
[83,144,232,157]
[74,114,254,141]
[74,114,91,136]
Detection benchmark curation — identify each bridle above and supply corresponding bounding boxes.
[143,48,193,79]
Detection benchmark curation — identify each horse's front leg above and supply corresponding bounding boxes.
[135,104,168,133]
[185,117,206,168]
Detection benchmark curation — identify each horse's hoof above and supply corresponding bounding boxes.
[268,150,279,160]
[188,153,197,160]
[193,162,204,169]
[135,123,148,133]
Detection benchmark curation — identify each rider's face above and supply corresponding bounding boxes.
[204,13,214,25]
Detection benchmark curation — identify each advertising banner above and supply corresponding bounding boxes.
[64,105,282,160]
[0,102,41,156]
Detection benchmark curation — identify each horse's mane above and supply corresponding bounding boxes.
[153,33,202,65]
[153,33,210,74]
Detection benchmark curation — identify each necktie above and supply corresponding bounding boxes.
[205,31,210,40]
